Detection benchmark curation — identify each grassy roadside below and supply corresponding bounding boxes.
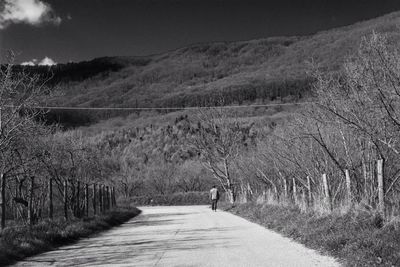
[0,207,141,266]
[225,203,400,266]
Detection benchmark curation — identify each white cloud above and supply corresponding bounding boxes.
[21,57,56,66]
[0,0,62,29]
[38,56,56,66]
[21,58,37,66]
[21,62,35,66]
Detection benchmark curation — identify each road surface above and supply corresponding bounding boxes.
[14,206,341,267]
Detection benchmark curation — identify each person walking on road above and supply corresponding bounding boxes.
[210,185,219,211]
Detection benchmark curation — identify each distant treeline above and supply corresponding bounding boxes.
[12,56,150,85]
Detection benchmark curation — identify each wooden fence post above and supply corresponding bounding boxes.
[345,170,352,205]
[104,185,107,211]
[111,186,117,208]
[84,184,89,217]
[110,187,114,208]
[112,187,117,207]
[322,174,332,211]
[110,187,113,208]
[362,159,369,203]
[302,190,306,207]
[114,187,117,207]
[283,178,288,200]
[104,186,107,211]
[307,176,312,207]
[110,187,112,208]
[28,176,34,226]
[93,184,97,215]
[102,185,106,212]
[48,178,53,219]
[292,178,297,205]
[76,181,81,217]
[99,185,103,213]
[13,177,18,221]
[106,186,110,210]
[64,180,68,220]
[377,159,385,217]
[1,173,6,229]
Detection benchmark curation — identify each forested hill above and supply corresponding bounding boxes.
[19,10,400,110]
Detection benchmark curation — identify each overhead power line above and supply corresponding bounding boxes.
[4,102,314,111]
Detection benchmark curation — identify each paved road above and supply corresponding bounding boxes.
[14,206,340,267]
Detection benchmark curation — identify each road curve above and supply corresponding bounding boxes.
[14,206,341,267]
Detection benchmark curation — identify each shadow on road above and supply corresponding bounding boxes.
[18,208,236,266]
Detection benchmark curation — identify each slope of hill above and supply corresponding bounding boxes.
[17,10,400,126]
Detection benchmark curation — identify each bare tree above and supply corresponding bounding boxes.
[189,108,252,203]
[0,52,48,228]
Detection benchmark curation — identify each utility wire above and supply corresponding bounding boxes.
[4,101,314,111]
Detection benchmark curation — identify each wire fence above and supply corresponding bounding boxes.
[0,176,117,229]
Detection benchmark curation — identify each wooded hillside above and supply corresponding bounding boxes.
[17,10,400,119]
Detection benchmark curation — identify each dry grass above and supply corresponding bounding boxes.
[0,208,141,266]
[226,203,400,266]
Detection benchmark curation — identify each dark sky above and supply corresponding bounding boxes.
[2,0,400,64]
